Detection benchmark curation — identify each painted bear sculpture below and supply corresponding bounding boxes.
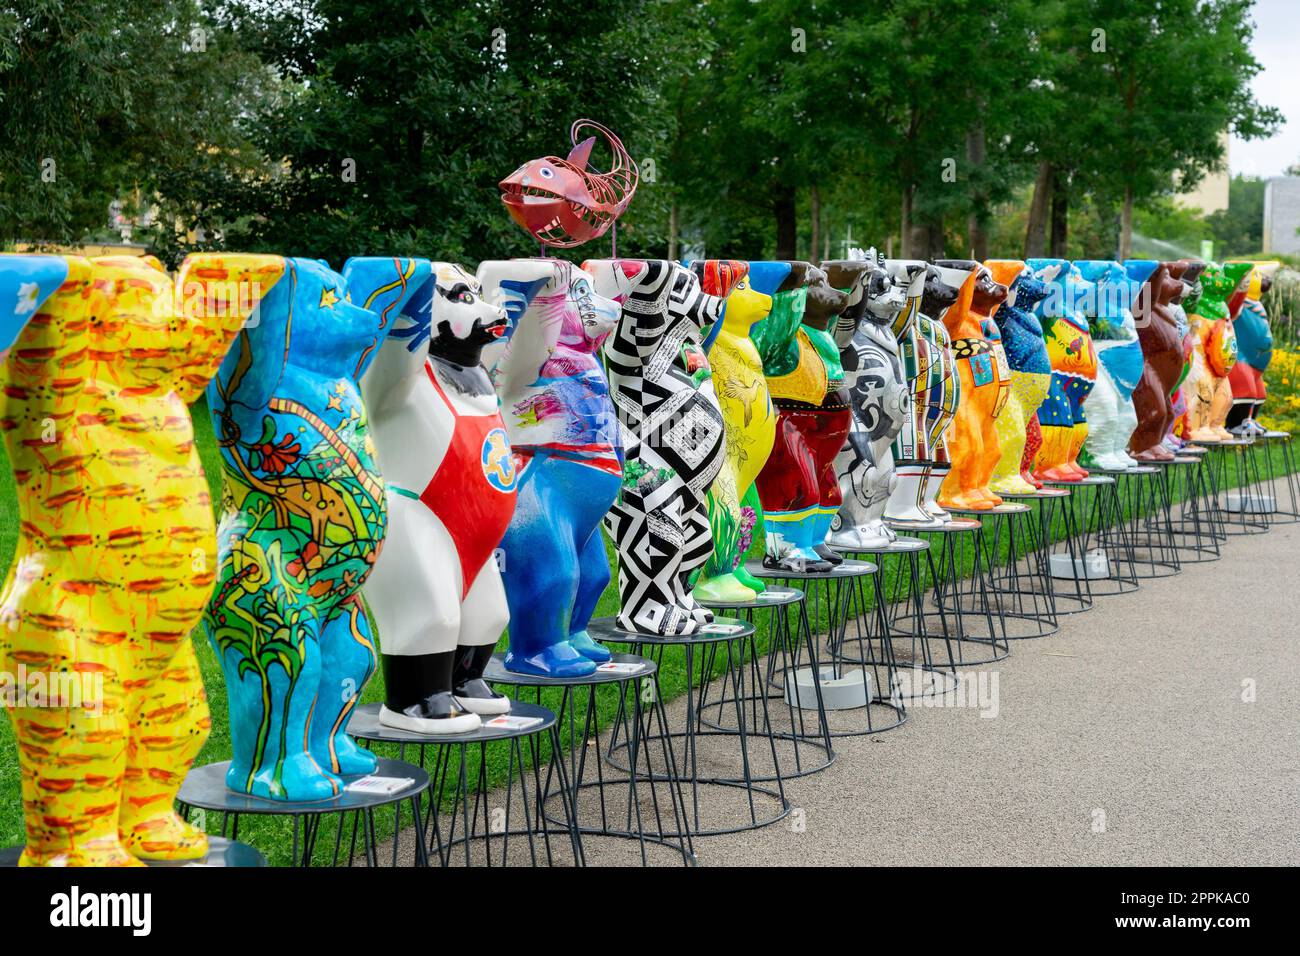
[478,258,623,677]
[1076,259,1155,471]
[825,251,914,551]
[879,260,941,524]
[933,261,1009,511]
[753,264,852,571]
[690,259,779,603]
[1183,263,1249,442]
[1163,261,1208,454]
[913,264,969,520]
[1206,262,1258,437]
[356,258,529,734]
[3,253,282,865]
[1227,262,1280,435]
[1127,260,1187,461]
[585,259,726,636]
[202,257,422,800]
[984,260,1052,495]
[1025,259,1099,481]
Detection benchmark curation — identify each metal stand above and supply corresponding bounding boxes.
[482,653,695,866]
[746,558,905,737]
[0,836,267,867]
[891,515,1010,665]
[1084,467,1150,591]
[1043,473,1137,601]
[176,757,430,867]
[839,535,957,700]
[1197,437,1271,535]
[694,585,837,774]
[1109,465,1181,578]
[348,701,580,867]
[1258,430,1300,524]
[1159,453,1223,563]
[592,615,790,837]
[950,499,1059,640]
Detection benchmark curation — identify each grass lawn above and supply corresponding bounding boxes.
[3,388,1299,864]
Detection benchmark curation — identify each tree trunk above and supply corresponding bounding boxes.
[906,185,933,259]
[810,183,821,265]
[774,184,798,260]
[909,221,931,260]
[1118,184,1134,260]
[926,220,946,260]
[1049,171,1069,258]
[1024,160,1053,258]
[966,121,987,261]
[668,198,678,261]
[900,186,913,258]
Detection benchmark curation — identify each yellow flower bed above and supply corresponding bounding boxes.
[1258,347,1300,433]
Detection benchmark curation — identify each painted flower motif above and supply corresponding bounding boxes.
[257,433,302,475]
[286,540,321,581]
[734,505,757,565]
[15,282,40,315]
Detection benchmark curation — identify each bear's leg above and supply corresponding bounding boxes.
[1021,413,1045,486]
[501,456,600,676]
[1082,362,1122,470]
[11,664,138,866]
[570,523,616,662]
[119,638,210,861]
[695,459,758,604]
[366,491,479,734]
[756,409,827,571]
[1034,372,1078,482]
[310,596,379,778]
[810,402,852,561]
[1210,374,1236,439]
[677,494,717,626]
[938,357,989,511]
[732,483,769,592]
[203,543,339,801]
[452,563,512,713]
[1066,375,1097,477]
[606,470,697,636]
[922,344,961,519]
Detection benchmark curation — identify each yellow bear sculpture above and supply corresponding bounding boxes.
[0,253,283,866]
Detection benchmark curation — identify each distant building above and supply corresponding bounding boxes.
[1174,131,1231,215]
[1263,177,1300,256]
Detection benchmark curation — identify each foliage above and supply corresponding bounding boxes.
[0,0,1284,265]
[1203,174,1267,256]
[0,0,276,247]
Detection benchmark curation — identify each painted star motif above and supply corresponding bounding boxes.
[320,287,341,309]
[327,394,343,411]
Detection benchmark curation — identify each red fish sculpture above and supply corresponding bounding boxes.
[499,119,639,248]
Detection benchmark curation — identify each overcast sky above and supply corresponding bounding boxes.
[1230,0,1299,178]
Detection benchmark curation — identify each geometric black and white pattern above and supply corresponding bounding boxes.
[585,259,725,635]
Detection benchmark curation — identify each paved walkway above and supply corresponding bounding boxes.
[393,498,1299,868]
[653,516,1300,867]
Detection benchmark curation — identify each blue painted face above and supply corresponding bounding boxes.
[1076,260,1151,341]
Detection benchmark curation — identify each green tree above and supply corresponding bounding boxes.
[187,0,702,267]
[0,0,273,248]
[1204,173,1266,255]
[1025,0,1279,260]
